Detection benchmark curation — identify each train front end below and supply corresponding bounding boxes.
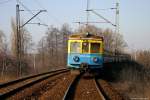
[67,33,104,71]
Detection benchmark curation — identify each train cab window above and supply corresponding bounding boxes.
[70,42,81,53]
[91,43,100,53]
[82,42,89,53]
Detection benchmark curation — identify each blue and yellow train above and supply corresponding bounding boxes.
[67,32,130,73]
[67,33,104,71]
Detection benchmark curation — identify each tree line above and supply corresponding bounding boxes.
[0,19,128,80]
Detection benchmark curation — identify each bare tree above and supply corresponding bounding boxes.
[136,50,150,69]
[36,24,127,72]
[76,25,102,35]
[103,29,114,52]
[45,26,59,67]
[36,24,72,71]
[114,33,127,54]
[76,25,127,53]
[0,29,7,77]
[11,18,33,57]
[37,37,47,72]
[60,24,72,66]
[11,18,33,77]
[11,18,17,57]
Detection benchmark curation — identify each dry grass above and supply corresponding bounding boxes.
[104,57,150,99]
[0,75,17,83]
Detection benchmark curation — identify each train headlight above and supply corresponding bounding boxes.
[93,57,99,63]
[73,56,79,62]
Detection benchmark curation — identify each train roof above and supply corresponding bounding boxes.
[69,32,103,40]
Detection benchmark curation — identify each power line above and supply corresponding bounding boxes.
[20,10,47,28]
[83,0,116,28]
[90,10,116,27]
[32,0,62,24]
[92,8,116,11]
[74,21,109,24]
[0,0,13,4]
[18,0,47,26]
[15,2,47,77]
[33,0,45,10]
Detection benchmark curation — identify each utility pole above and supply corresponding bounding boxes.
[55,32,58,67]
[115,0,120,55]
[115,0,120,34]
[41,37,45,68]
[74,0,116,31]
[86,0,90,27]
[16,1,46,77]
[33,51,36,73]
[16,3,22,77]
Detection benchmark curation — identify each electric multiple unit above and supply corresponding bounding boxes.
[67,33,104,70]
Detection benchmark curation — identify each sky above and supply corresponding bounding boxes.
[0,0,150,51]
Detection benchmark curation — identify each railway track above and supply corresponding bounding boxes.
[0,70,124,100]
[63,73,105,100]
[96,79,124,100]
[0,68,69,99]
[63,73,124,100]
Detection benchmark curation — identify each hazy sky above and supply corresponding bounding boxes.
[0,0,150,51]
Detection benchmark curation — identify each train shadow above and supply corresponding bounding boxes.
[95,61,146,82]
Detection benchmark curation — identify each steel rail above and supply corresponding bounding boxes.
[63,73,82,100]
[0,68,69,99]
[0,68,67,87]
[94,78,106,100]
[63,73,106,100]
[95,79,124,100]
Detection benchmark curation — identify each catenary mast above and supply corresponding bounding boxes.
[115,0,120,34]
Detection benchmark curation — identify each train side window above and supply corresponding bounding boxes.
[70,42,81,53]
[82,42,89,53]
[91,43,100,53]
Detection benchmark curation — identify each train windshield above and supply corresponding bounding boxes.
[82,42,89,53]
[70,42,81,53]
[90,43,100,53]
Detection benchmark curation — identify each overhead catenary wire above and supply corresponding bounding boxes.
[32,0,62,25]
[90,10,116,27]
[20,10,47,28]
[91,8,116,11]
[0,0,13,4]
[18,0,47,27]
[74,21,109,24]
[33,0,45,10]
[74,0,116,29]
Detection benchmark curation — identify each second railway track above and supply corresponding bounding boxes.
[0,68,69,99]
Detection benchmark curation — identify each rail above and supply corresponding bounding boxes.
[0,68,69,99]
[63,73,82,100]
[0,68,67,87]
[63,73,107,100]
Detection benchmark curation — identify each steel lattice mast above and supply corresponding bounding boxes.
[86,0,90,27]
[114,0,120,54]
[115,0,120,34]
